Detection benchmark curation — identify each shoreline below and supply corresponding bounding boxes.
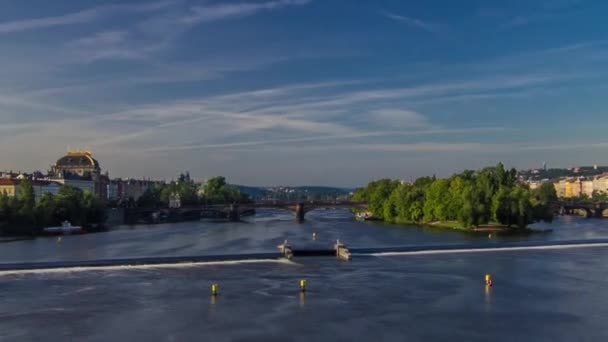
[373,219,552,235]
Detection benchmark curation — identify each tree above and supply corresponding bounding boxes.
[202,176,228,203]
[137,186,162,208]
[0,193,10,228]
[492,187,512,227]
[446,177,467,221]
[592,190,608,203]
[354,179,400,217]
[176,178,199,206]
[35,193,57,227]
[527,183,556,224]
[82,191,107,227]
[458,182,486,228]
[532,182,558,205]
[423,179,450,221]
[15,179,36,227]
[17,179,35,209]
[55,185,85,225]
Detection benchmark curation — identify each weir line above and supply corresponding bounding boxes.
[0,253,284,274]
[2,239,608,274]
[366,243,608,257]
[0,259,294,276]
[350,238,608,256]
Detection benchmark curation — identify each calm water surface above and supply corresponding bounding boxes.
[1,210,607,341]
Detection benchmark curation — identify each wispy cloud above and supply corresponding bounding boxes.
[25,0,314,65]
[370,109,430,129]
[381,10,443,34]
[502,0,588,28]
[141,127,506,153]
[182,0,312,24]
[65,30,151,62]
[0,1,176,34]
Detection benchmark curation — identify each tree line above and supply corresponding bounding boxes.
[134,175,251,208]
[353,163,557,229]
[0,180,106,235]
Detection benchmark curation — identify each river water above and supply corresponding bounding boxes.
[1,210,608,341]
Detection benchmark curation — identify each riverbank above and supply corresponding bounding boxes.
[374,219,552,235]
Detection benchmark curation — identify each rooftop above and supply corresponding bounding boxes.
[55,151,100,169]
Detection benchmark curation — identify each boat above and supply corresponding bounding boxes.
[334,240,351,260]
[355,211,373,221]
[42,221,85,235]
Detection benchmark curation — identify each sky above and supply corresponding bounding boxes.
[1,0,608,187]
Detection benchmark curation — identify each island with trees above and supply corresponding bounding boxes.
[134,175,251,208]
[353,163,557,232]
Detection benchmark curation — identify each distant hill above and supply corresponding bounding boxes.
[233,185,353,201]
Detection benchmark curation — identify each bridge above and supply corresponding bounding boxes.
[124,201,368,223]
[556,202,608,218]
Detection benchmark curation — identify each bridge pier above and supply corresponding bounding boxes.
[295,203,305,222]
[595,204,604,218]
[228,204,240,222]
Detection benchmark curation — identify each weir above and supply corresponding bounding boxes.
[2,239,608,273]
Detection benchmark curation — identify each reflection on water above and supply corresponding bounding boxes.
[484,284,492,306]
[1,211,608,340]
[3,210,608,264]
[1,249,608,341]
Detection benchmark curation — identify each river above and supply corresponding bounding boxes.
[1,210,608,341]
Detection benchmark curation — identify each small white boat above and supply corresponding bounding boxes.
[43,221,85,235]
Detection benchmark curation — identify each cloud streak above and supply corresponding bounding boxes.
[0,1,176,34]
[382,10,443,34]
[182,0,312,24]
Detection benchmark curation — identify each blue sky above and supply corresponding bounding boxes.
[1,0,608,186]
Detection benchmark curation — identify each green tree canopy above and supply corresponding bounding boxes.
[353,163,554,229]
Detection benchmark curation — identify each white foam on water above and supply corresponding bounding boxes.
[0,258,295,276]
[369,242,608,257]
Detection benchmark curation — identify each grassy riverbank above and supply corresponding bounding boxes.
[421,220,551,235]
[373,219,550,235]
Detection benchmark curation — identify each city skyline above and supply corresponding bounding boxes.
[1,0,608,186]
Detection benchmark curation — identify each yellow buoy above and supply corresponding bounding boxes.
[488,233,492,239]
[300,279,306,292]
[211,283,218,296]
[485,274,493,286]
[312,232,317,240]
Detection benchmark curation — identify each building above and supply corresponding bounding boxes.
[554,180,567,198]
[50,150,106,200]
[0,179,18,197]
[553,175,608,199]
[107,178,165,202]
[592,174,608,195]
[51,150,100,179]
[108,180,121,201]
[553,178,581,198]
[31,180,62,200]
[565,180,578,198]
[527,180,543,190]
[0,179,63,200]
[52,173,95,195]
[582,180,594,198]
